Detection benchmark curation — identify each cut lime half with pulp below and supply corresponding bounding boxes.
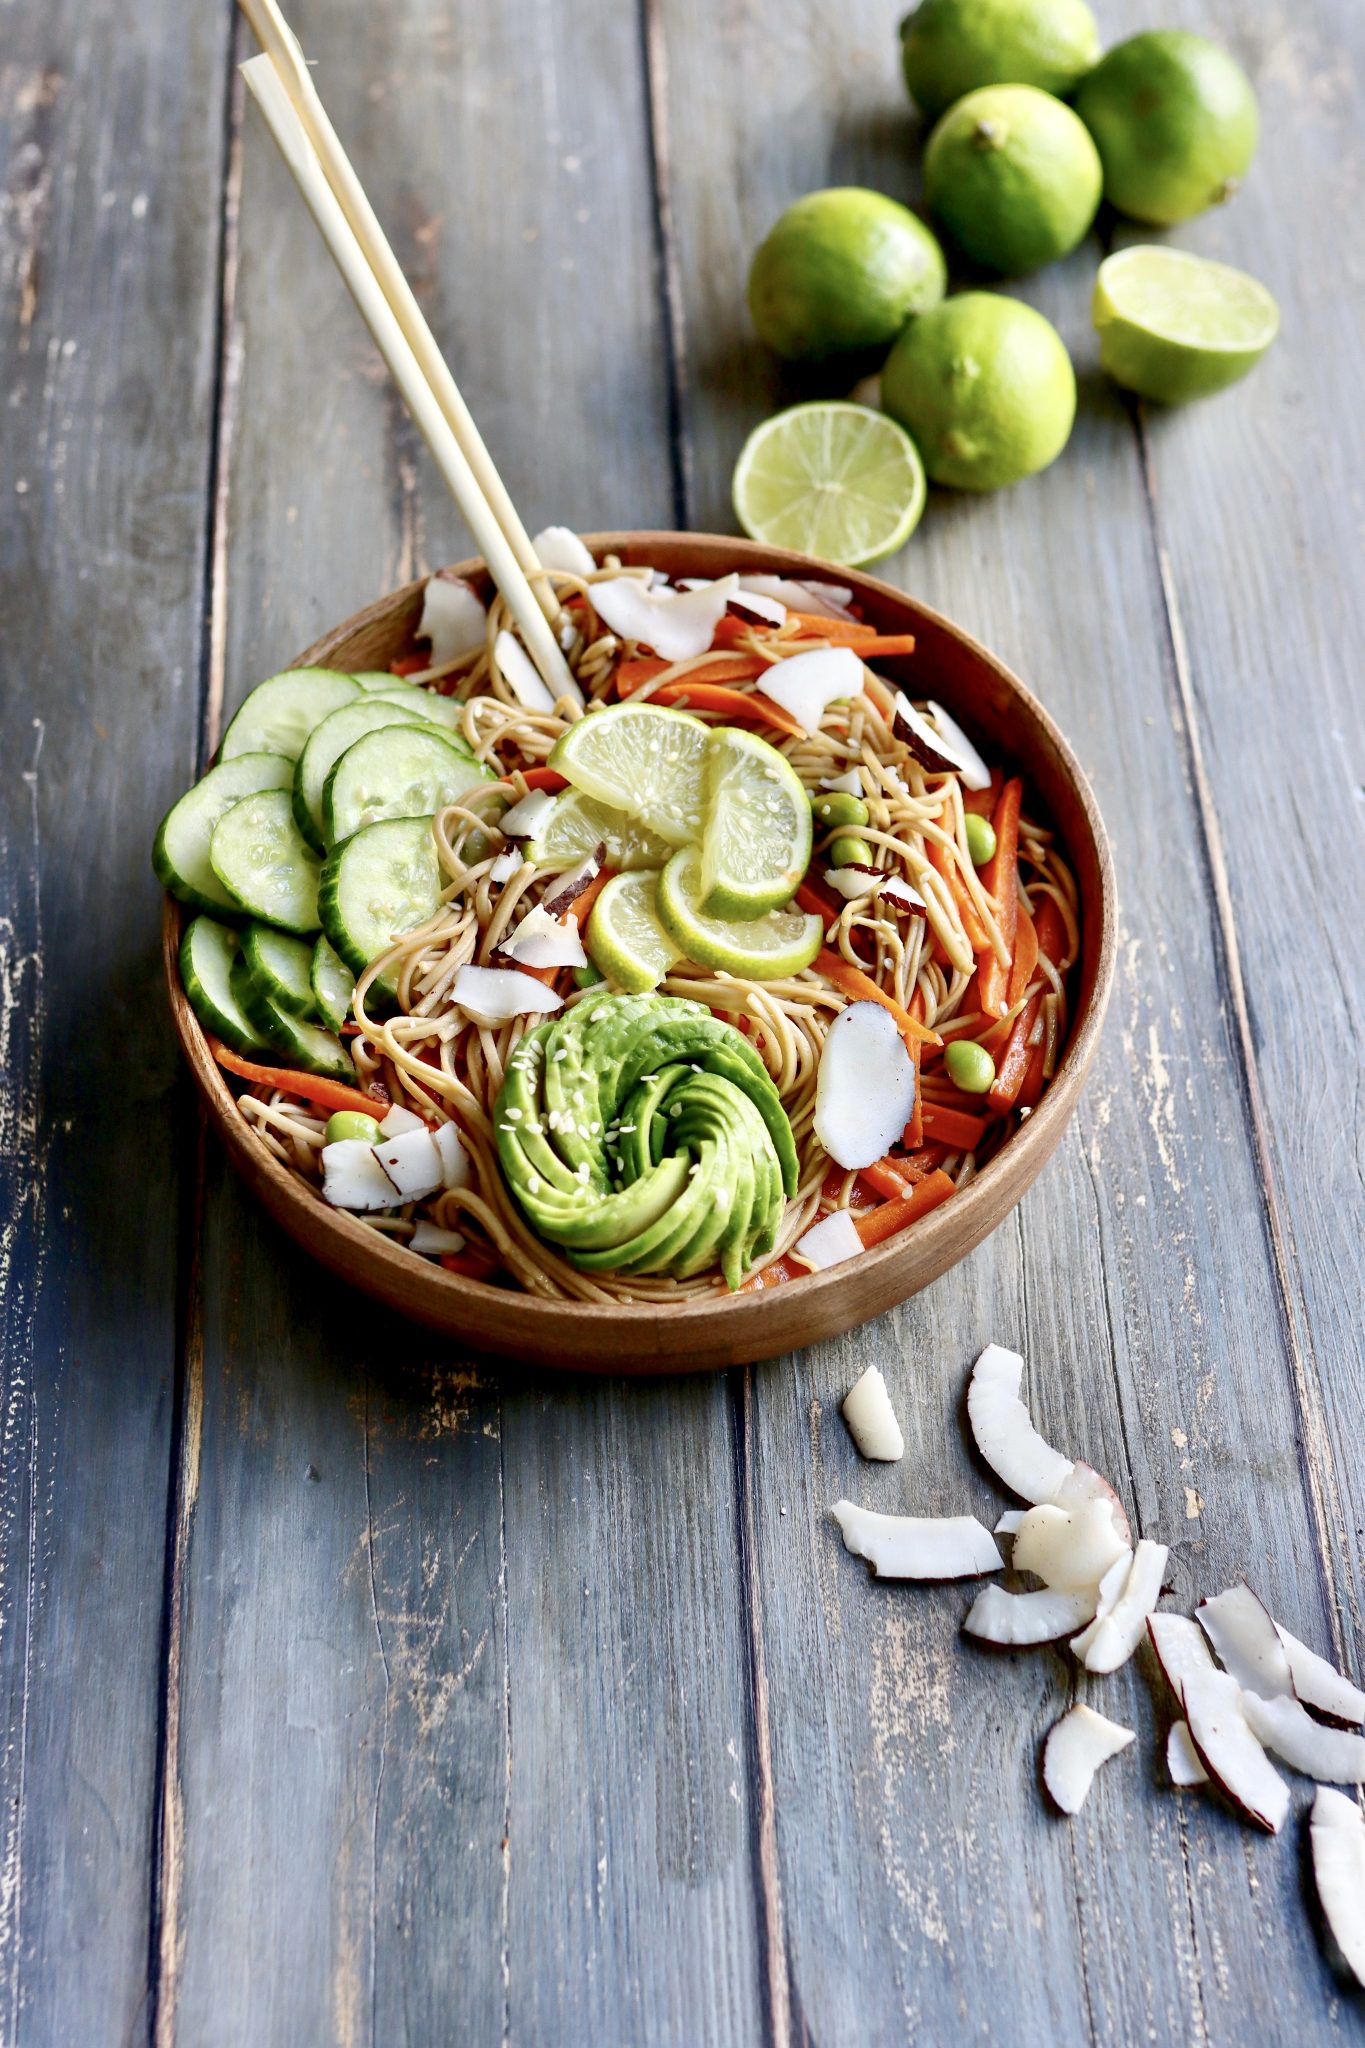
[700,726,811,920]
[1093,246,1278,404]
[523,786,673,872]
[657,846,823,981]
[732,402,926,566]
[586,871,681,994]
[548,703,709,846]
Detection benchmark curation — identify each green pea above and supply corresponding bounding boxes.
[572,962,605,989]
[964,813,997,866]
[944,1039,996,1095]
[812,790,869,830]
[325,1110,383,1145]
[829,833,874,868]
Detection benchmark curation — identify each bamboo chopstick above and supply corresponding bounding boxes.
[239,54,580,708]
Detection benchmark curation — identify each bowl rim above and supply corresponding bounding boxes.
[164,531,1116,1359]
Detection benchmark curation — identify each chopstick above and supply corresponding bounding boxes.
[239,52,581,709]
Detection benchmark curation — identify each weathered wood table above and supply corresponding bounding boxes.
[3,0,1362,2039]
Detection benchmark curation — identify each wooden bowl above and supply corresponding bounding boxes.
[163,533,1115,1371]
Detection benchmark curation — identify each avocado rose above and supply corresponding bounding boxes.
[494,988,799,1289]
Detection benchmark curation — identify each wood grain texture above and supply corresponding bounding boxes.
[0,3,229,2041]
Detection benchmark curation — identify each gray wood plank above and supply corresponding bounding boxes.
[0,5,230,2041]
[656,0,1356,2036]
[165,4,763,2044]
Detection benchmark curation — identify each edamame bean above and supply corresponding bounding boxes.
[964,813,997,866]
[829,834,874,868]
[572,962,605,989]
[944,1039,996,1095]
[812,790,869,830]
[325,1110,384,1145]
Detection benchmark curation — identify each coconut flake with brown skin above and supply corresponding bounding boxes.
[1182,1667,1290,1833]
[1311,1787,1365,1985]
[1167,1722,1208,1788]
[500,905,588,971]
[1043,1704,1135,1815]
[966,1344,1075,1504]
[1240,1693,1365,1784]
[1274,1625,1365,1727]
[892,695,991,791]
[830,1501,1002,1581]
[1197,1584,1295,1700]
[540,844,606,918]
[814,1000,917,1170]
[841,1367,904,1462]
[1149,1612,1218,1705]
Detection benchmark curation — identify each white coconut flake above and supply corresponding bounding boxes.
[760,645,864,736]
[830,1500,1002,1580]
[1240,1692,1365,1783]
[814,1000,917,1170]
[1043,1703,1135,1814]
[1148,1612,1218,1704]
[966,1343,1075,1504]
[1167,1720,1209,1787]
[794,1208,864,1272]
[418,573,486,664]
[824,865,880,901]
[432,1120,470,1189]
[963,1584,1097,1647]
[841,1366,904,1462]
[738,574,854,622]
[373,1127,446,1202]
[452,965,564,1028]
[321,1138,398,1212]
[530,525,596,578]
[408,1221,468,1257]
[878,874,926,913]
[495,628,559,713]
[1311,1787,1365,1984]
[1182,1667,1290,1833]
[489,848,524,884]
[501,904,588,970]
[677,577,787,627]
[498,788,558,838]
[1274,1624,1365,1727]
[1197,1584,1296,1700]
[819,769,865,796]
[378,1103,426,1138]
[589,573,738,661]
[1071,1539,1169,1674]
[1012,1499,1130,1592]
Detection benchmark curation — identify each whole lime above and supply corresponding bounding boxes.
[1074,30,1258,226]
[899,0,1100,122]
[881,292,1076,490]
[924,85,1102,275]
[747,189,947,362]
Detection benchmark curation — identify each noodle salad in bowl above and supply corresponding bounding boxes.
[155,531,1080,1306]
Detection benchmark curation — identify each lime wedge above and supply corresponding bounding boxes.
[1093,246,1279,404]
[700,726,811,920]
[548,703,709,846]
[585,871,681,994]
[657,845,823,981]
[524,786,674,872]
[732,401,926,566]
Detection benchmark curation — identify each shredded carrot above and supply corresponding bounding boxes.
[988,897,1066,1113]
[739,1253,806,1293]
[925,832,991,952]
[859,1156,914,1203]
[905,987,927,1147]
[642,681,805,739]
[1015,1043,1047,1113]
[919,1101,988,1150]
[853,1168,956,1249]
[787,613,914,657]
[505,765,568,793]
[814,949,942,1048]
[209,1039,387,1121]
[390,653,429,678]
[976,777,1023,1018]
[616,654,768,694]
[820,1164,885,1210]
[1006,905,1039,1010]
[440,1245,501,1282]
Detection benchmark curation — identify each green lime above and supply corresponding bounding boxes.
[656,846,824,981]
[1074,31,1258,227]
[548,703,709,847]
[586,871,681,994]
[899,0,1100,121]
[523,786,673,871]
[700,727,811,920]
[924,85,1101,276]
[881,292,1075,491]
[732,402,926,565]
[1093,246,1279,404]
[747,189,946,362]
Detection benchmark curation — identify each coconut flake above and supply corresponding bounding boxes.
[1051,1461,1133,1547]
[1071,1540,1169,1674]
[541,845,605,917]
[531,525,596,578]
[1240,1693,1365,1783]
[408,1221,468,1256]
[966,1343,1075,1504]
[452,965,564,1027]
[794,1209,864,1272]
[321,1138,399,1212]
[378,1103,426,1138]
[1275,1625,1365,1727]
[432,1120,470,1189]
[1311,1787,1365,1984]
[819,769,865,796]
[1197,1584,1296,1700]
[824,865,880,901]
[498,788,559,838]
[1012,1499,1130,1592]
[1168,1721,1209,1787]
[738,575,855,622]
[501,904,588,970]
[963,1584,1097,1646]
[994,1509,1026,1537]
[841,1366,904,1462]
[488,848,524,884]
[589,573,737,661]
[1149,1612,1218,1703]
[418,573,486,664]
[892,695,991,791]
[677,578,787,627]
[830,1500,1002,1581]
[373,1127,446,1202]
[814,1001,917,1170]
[1182,1667,1290,1832]
[1043,1704,1135,1814]
[495,628,559,713]
[760,646,864,737]
[878,874,926,913]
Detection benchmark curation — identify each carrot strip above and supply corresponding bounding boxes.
[1015,1043,1047,1113]
[976,777,1022,1018]
[859,1156,914,1202]
[987,897,1067,1112]
[209,1039,387,1121]
[1006,905,1039,1010]
[787,613,914,656]
[820,1165,885,1210]
[568,864,613,927]
[925,833,991,952]
[440,1245,501,1282]
[739,1253,805,1293]
[497,766,567,793]
[390,653,430,678]
[644,681,805,738]
[905,987,927,1147]
[853,1169,956,1249]
[920,1101,988,1150]
[616,654,768,694]
[814,949,942,1048]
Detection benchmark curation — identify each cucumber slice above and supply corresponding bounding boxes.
[311,934,356,1032]
[180,916,271,1057]
[242,921,319,1021]
[153,752,294,914]
[294,698,428,849]
[209,789,321,933]
[319,815,442,998]
[323,724,496,845]
[220,668,359,763]
[229,953,357,1081]
[353,671,405,689]
[372,687,470,736]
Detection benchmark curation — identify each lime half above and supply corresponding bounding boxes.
[700,726,811,920]
[657,846,823,981]
[732,402,926,566]
[549,703,709,846]
[524,786,673,872]
[586,871,681,994]
[1094,246,1278,403]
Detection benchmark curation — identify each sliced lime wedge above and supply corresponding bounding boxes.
[585,871,681,994]
[548,703,709,847]
[700,726,811,920]
[1093,246,1279,404]
[732,401,926,566]
[657,845,823,981]
[523,785,673,872]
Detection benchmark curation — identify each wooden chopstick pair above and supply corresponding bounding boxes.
[237,0,579,704]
